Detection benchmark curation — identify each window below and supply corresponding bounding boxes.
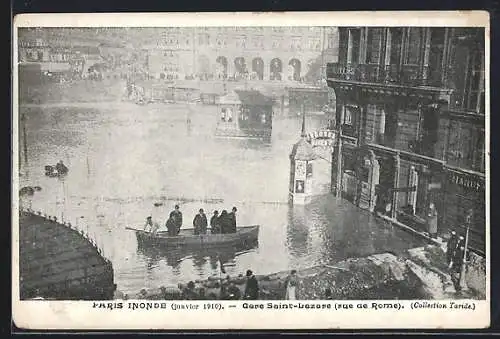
[343,106,353,125]
[405,28,422,64]
[367,28,383,64]
[327,34,336,49]
[347,29,361,64]
[464,49,484,112]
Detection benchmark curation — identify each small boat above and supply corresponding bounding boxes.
[45,163,69,177]
[126,225,260,248]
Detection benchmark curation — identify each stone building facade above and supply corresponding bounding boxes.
[142,27,338,82]
[326,27,486,254]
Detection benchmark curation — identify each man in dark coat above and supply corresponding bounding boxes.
[227,207,237,233]
[210,210,220,234]
[446,230,459,268]
[166,216,177,236]
[244,269,259,300]
[170,205,183,235]
[219,210,229,234]
[193,208,208,235]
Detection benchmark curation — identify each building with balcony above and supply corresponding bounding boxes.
[326,27,486,254]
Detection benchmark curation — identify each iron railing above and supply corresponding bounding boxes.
[327,63,443,88]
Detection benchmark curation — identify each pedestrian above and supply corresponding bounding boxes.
[170,205,183,235]
[219,210,229,234]
[325,288,333,300]
[193,208,208,235]
[284,269,299,300]
[427,202,438,238]
[244,269,259,300]
[165,215,177,236]
[227,207,237,233]
[451,245,466,292]
[210,210,220,234]
[182,281,198,300]
[446,230,459,268]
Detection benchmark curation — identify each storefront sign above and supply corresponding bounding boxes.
[306,130,336,149]
[448,171,485,191]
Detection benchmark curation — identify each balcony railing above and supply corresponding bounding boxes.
[327,63,442,88]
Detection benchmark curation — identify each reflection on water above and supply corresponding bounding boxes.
[136,240,259,272]
[19,103,425,294]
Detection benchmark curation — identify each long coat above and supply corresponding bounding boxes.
[227,212,237,233]
[170,210,183,233]
[218,212,229,234]
[210,215,220,234]
[193,213,208,235]
[166,218,177,236]
[244,276,259,300]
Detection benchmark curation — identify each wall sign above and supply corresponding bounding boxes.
[306,130,336,149]
[447,171,485,192]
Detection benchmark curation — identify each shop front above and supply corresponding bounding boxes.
[442,167,486,254]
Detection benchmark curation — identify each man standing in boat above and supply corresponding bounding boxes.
[165,215,177,236]
[193,208,208,235]
[170,205,183,235]
[227,207,237,233]
[210,210,220,234]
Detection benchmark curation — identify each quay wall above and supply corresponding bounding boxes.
[19,209,115,300]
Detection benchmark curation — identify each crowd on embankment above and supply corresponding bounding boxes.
[114,244,486,301]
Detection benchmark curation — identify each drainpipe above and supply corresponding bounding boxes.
[335,106,344,197]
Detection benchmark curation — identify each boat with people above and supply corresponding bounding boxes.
[126,225,260,248]
[44,160,69,177]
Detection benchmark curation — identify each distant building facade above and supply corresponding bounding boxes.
[327,27,485,254]
[142,27,338,82]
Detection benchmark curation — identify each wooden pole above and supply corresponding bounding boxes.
[459,210,472,291]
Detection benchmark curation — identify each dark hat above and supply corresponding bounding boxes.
[214,210,219,214]
[246,270,253,277]
[232,206,237,212]
[147,216,152,219]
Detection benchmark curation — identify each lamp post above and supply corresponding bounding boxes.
[459,209,473,291]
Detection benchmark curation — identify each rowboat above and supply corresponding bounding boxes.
[126,225,260,248]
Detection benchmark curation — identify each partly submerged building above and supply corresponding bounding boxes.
[215,89,274,140]
[326,27,485,254]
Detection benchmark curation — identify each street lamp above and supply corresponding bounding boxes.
[459,209,473,291]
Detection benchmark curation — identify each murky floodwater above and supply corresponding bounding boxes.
[18,102,425,294]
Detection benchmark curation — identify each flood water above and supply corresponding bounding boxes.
[18,102,425,294]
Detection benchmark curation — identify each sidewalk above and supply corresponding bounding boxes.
[376,213,446,249]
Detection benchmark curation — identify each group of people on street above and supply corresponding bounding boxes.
[143,205,238,235]
[446,230,470,291]
[220,269,259,300]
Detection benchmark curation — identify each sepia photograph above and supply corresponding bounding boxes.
[12,12,489,330]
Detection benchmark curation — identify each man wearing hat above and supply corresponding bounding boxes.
[169,205,183,235]
[244,269,259,300]
[446,230,459,268]
[227,206,238,233]
[193,208,208,235]
[210,210,220,234]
